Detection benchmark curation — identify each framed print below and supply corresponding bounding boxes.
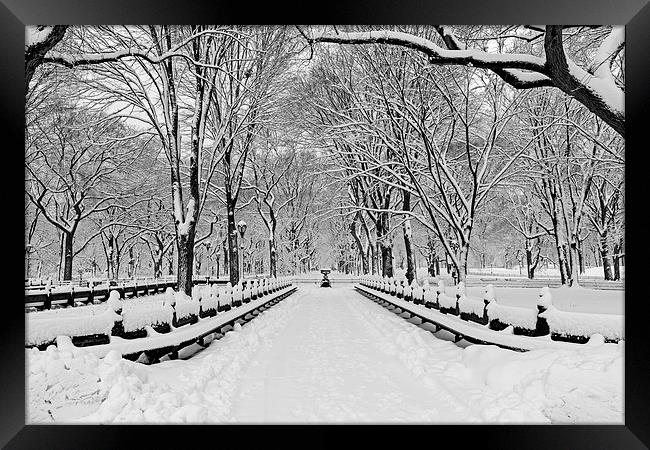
[5,0,649,447]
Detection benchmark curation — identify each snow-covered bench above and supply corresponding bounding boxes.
[356,278,623,348]
[26,277,298,354]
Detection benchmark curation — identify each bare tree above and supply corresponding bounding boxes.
[586,175,623,280]
[521,90,623,285]
[205,26,295,284]
[302,25,625,136]
[247,135,298,278]
[25,96,147,280]
[502,191,546,279]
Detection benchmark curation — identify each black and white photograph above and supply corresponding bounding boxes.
[23,23,628,426]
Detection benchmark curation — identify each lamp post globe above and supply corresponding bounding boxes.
[237,220,247,239]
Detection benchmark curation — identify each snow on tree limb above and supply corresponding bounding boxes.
[589,26,625,80]
[308,29,547,72]
[305,26,625,137]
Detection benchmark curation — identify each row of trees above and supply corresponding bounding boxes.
[25,25,625,292]
[25,26,326,294]
[299,25,624,285]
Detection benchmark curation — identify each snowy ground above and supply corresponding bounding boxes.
[27,285,623,424]
[467,266,624,279]
[462,285,623,315]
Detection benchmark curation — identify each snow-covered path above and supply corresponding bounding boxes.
[27,283,623,424]
[233,285,471,422]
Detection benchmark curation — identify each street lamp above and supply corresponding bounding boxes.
[237,220,247,283]
[216,227,223,278]
[205,241,212,276]
[25,243,33,280]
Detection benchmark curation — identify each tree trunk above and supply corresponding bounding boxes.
[380,244,393,277]
[350,217,369,275]
[548,190,569,285]
[569,241,580,286]
[222,239,229,276]
[557,243,569,285]
[194,251,202,276]
[374,241,381,275]
[62,232,73,281]
[226,206,240,284]
[526,245,534,279]
[269,238,277,278]
[577,239,585,274]
[427,254,436,277]
[401,190,416,283]
[528,264,536,279]
[600,231,613,280]
[167,247,174,275]
[153,255,163,278]
[176,229,196,295]
[377,212,393,277]
[612,239,621,281]
[456,242,469,283]
[403,228,415,283]
[592,246,600,268]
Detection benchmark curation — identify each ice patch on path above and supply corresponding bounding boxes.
[27,295,302,423]
[347,291,623,423]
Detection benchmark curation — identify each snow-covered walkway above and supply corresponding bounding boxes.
[233,285,471,422]
[27,284,623,424]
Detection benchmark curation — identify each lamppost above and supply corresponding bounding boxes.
[25,243,33,280]
[450,239,459,284]
[216,227,223,278]
[237,220,247,283]
[205,241,212,276]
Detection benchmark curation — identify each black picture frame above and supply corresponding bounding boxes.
[5,0,649,448]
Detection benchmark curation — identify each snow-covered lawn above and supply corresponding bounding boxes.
[467,266,624,279]
[462,285,623,315]
[27,285,622,424]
